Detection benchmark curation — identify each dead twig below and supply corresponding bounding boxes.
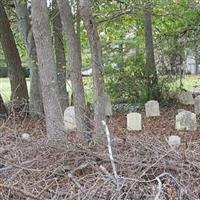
[0,183,41,200]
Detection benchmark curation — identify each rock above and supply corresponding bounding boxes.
[194,95,200,114]
[177,109,186,114]
[21,133,31,141]
[189,88,200,98]
[168,135,181,147]
[178,91,194,105]
[127,112,142,131]
[145,100,160,117]
[64,106,76,131]
[104,95,112,116]
[176,111,197,131]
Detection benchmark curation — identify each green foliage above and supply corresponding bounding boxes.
[1,0,200,106]
[0,67,8,77]
[0,66,29,78]
[105,53,149,103]
[21,66,30,77]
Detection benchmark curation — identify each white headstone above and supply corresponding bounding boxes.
[64,106,76,131]
[168,135,181,147]
[178,91,194,105]
[127,112,142,131]
[176,111,197,131]
[194,95,200,114]
[105,95,112,116]
[145,100,160,117]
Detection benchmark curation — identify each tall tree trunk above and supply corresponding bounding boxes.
[76,0,81,46]
[194,47,199,74]
[56,0,89,139]
[31,0,65,140]
[0,1,28,103]
[143,3,159,100]
[79,0,106,136]
[52,0,69,113]
[14,0,44,118]
[0,93,8,119]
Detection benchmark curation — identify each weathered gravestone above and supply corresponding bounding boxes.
[178,91,194,105]
[127,112,142,131]
[194,95,200,115]
[145,100,160,117]
[64,106,76,131]
[104,95,112,116]
[176,111,197,131]
[168,135,181,148]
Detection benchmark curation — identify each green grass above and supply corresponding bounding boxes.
[0,77,93,103]
[0,78,30,102]
[1,75,200,103]
[180,75,200,90]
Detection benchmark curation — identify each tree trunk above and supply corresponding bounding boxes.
[52,0,69,113]
[56,0,89,139]
[76,0,81,46]
[0,93,8,119]
[14,0,44,118]
[194,47,199,74]
[79,0,106,136]
[31,0,65,140]
[0,1,28,104]
[143,3,159,100]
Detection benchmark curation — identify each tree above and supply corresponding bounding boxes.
[52,0,69,113]
[14,0,43,118]
[0,93,8,119]
[143,2,159,100]
[79,0,106,135]
[31,0,65,140]
[0,1,28,103]
[56,0,89,140]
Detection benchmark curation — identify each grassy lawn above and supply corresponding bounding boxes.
[0,77,93,103]
[0,78,30,102]
[180,75,200,89]
[1,75,200,103]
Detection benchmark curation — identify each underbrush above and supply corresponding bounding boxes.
[0,116,199,200]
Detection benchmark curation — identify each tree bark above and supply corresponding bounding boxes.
[31,0,65,140]
[143,3,159,100]
[79,0,106,136]
[0,1,28,103]
[56,0,89,139]
[14,0,44,118]
[0,93,8,119]
[52,0,69,113]
[194,47,199,74]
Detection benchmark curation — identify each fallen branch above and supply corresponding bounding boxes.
[0,184,40,200]
[102,120,121,198]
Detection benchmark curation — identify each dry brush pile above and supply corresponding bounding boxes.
[0,117,199,200]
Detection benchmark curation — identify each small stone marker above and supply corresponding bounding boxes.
[105,95,112,116]
[194,95,200,115]
[21,133,31,142]
[176,111,197,131]
[178,91,194,105]
[168,135,181,148]
[127,112,142,131]
[64,106,76,131]
[145,100,160,117]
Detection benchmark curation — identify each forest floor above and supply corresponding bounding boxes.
[0,104,199,199]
